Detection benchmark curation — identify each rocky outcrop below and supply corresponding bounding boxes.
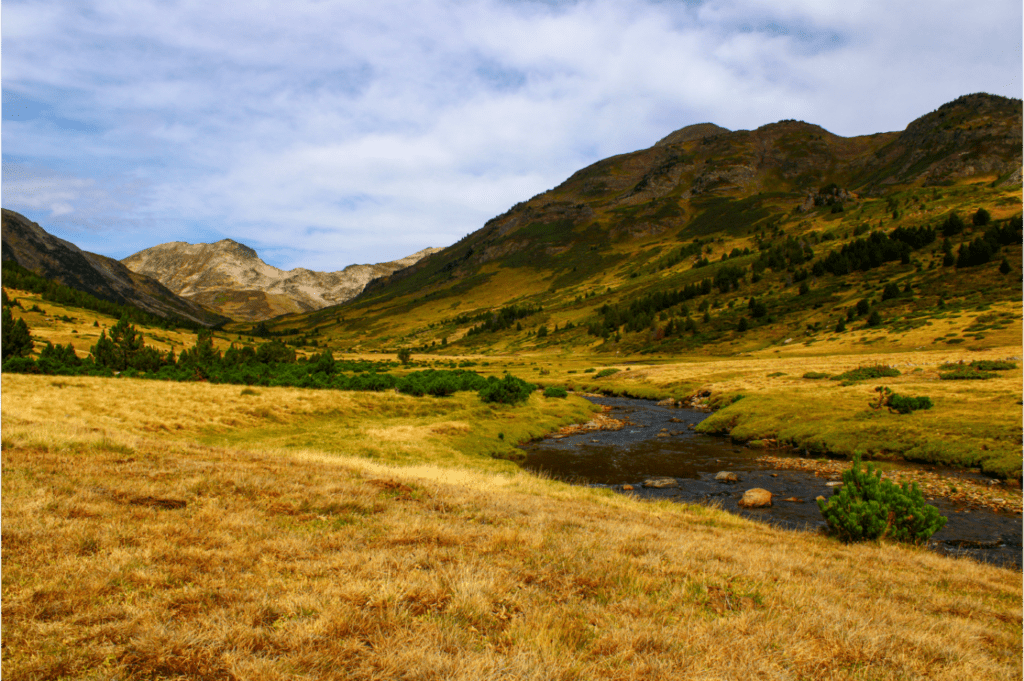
[122,241,442,321]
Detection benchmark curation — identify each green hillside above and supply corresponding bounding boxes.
[247,94,1021,357]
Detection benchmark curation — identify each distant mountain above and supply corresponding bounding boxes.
[1,209,227,327]
[122,239,443,322]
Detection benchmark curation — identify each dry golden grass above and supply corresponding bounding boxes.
[2,376,1022,680]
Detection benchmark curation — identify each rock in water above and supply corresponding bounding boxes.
[738,488,773,508]
[657,398,676,407]
[643,478,679,488]
[715,471,739,483]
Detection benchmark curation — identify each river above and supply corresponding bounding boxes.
[519,396,1022,569]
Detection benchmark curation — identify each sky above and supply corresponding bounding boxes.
[3,0,1022,271]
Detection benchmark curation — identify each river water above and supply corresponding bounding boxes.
[519,396,1022,569]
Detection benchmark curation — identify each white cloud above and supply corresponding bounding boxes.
[2,0,1021,270]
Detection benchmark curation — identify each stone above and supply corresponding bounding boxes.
[622,485,634,491]
[737,488,772,508]
[715,471,739,483]
[770,473,778,477]
[825,481,843,487]
[747,440,767,449]
[669,417,683,423]
[783,497,804,503]
[643,478,679,488]
[657,398,676,407]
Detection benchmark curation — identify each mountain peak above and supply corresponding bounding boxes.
[654,122,730,147]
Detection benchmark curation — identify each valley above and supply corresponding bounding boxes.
[2,92,1022,679]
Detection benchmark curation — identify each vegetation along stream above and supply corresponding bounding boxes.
[520,396,1022,568]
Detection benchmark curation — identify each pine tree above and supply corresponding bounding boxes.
[2,307,33,358]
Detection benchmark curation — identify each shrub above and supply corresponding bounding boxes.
[583,368,595,373]
[817,453,946,543]
[595,368,620,378]
[939,368,996,380]
[479,374,535,405]
[866,310,882,327]
[968,360,1016,371]
[831,365,900,382]
[802,371,830,379]
[543,386,568,398]
[881,283,901,301]
[870,386,933,414]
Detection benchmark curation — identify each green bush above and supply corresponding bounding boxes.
[871,386,933,414]
[817,453,946,543]
[583,368,596,373]
[543,386,568,398]
[831,365,901,382]
[802,371,830,379]
[939,368,995,380]
[479,374,535,405]
[595,368,620,378]
[968,360,1016,371]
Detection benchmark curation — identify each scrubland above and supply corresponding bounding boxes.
[3,375,1022,680]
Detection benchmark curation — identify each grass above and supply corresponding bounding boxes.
[3,375,1022,680]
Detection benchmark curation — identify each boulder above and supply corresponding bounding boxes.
[746,440,767,450]
[622,484,634,491]
[825,481,843,487]
[657,398,677,407]
[643,478,679,488]
[738,488,773,508]
[715,471,739,483]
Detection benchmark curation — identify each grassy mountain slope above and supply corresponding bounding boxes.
[252,94,1020,359]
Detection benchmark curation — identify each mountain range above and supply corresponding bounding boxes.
[121,241,442,322]
[2,93,1020,344]
[260,92,1021,353]
[1,209,227,327]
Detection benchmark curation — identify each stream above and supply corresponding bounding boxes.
[519,396,1022,569]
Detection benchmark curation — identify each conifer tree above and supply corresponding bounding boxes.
[2,307,33,358]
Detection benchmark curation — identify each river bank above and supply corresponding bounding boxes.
[520,396,1023,568]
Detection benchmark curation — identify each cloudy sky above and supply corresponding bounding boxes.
[3,0,1021,271]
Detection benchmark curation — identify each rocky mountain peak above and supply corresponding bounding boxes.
[122,239,442,322]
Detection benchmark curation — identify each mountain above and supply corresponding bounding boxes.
[122,240,443,322]
[260,93,1020,354]
[1,209,227,327]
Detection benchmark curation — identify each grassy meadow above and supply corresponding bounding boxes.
[2,374,1023,680]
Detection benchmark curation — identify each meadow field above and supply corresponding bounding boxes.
[2,373,1021,680]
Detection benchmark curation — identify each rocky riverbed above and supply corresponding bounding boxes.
[520,396,1022,568]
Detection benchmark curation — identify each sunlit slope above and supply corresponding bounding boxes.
[254,94,1021,355]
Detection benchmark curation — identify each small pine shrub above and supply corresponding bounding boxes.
[583,368,596,373]
[831,365,901,382]
[939,368,996,380]
[543,386,568,398]
[479,374,535,405]
[595,368,620,378]
[802,371,830,379]
[968,360,1016,371]
[817,453,946,543]
[870,386,933,414]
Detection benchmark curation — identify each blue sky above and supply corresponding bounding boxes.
[3,0,1021,271]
